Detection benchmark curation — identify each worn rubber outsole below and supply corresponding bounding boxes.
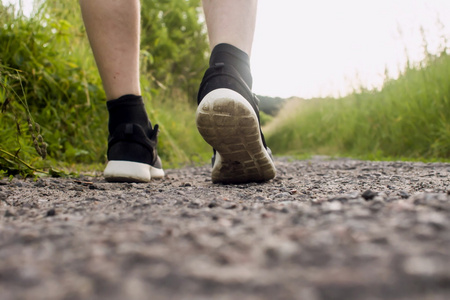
[104,160,165,183]
[196,88,276,184]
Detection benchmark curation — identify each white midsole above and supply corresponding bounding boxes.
[104,160,165,182]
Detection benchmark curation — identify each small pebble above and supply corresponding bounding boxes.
[4,210,15,217]
[399,191,410,199]
[362,190,378,201]
[46,208,56,217]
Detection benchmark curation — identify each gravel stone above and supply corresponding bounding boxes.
[46,208,56,217]
[361,189,378,200]
[0,157,449,300]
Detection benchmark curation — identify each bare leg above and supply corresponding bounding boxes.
[202,0,258,56]
[79,0,141,100]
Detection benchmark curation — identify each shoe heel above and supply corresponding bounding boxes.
[196,88,276,183]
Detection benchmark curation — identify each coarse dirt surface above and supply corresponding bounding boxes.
[1,157,450,300]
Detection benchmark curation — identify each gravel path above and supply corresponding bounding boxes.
[1,158,450,300]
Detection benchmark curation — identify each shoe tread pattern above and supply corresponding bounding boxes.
[196,89,276,184]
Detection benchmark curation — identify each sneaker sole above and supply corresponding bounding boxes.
[104,160,165,183]
[196,88,276,184]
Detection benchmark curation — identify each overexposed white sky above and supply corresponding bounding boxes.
[4,0,450,98]
[252,0,450,98]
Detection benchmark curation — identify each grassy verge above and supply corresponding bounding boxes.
[0,0,211,177]
[145,95,212,169]
[265,46,450,162]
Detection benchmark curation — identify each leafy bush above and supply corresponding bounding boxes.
[140,0,209,103]
[259,111,273,126]
[1,1,106,166]
[258,95,286,116]
[0,0,210,176]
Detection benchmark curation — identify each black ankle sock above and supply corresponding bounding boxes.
[107,94,151,135]
[209,43,253,89]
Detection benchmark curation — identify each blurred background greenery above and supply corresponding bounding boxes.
[1,0,449,178]
[265,42,450,161]
[0,0,213,176]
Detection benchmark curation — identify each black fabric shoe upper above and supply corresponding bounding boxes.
[106,95,161,168]
[208,43,253,89]
[197,63,255,108]
[107,94,151,136]
[107,122,161,168]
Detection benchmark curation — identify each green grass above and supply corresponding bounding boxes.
[145,95,212,169]
[0,0,211,177]
[265,47,450,162]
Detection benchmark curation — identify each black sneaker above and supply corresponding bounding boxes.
[196,63,276,184]
[103,122,164,182]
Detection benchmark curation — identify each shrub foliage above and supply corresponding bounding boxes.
[0,0,209,176]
